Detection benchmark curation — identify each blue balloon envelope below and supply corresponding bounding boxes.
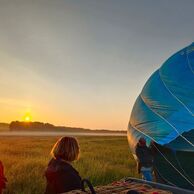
[128,43,194,190]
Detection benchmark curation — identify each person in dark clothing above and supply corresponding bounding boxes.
[135,137,153,181]
[45,136,81,194]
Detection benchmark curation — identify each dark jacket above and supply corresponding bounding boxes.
[45,158,81,194]
[135,143,153,173]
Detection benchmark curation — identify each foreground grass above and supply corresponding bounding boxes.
[0,136,138,194]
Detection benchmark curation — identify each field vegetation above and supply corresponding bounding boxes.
[0,136,138,194]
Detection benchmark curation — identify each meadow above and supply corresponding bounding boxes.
[0,136,138,194]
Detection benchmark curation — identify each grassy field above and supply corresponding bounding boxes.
[0,136,138,194]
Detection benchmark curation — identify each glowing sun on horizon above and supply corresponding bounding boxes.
[23,113,32,122]
[25,116,31,122]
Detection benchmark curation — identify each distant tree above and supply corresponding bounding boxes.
[9,121,20,131]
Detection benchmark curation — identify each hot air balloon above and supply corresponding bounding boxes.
[128,43,194,191]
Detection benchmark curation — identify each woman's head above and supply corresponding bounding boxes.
[51,136,80,162]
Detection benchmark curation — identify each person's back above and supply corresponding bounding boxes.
[135,137,153,181]
[45,136,81,194]
[45,158,81,194]
[135,143,153,168]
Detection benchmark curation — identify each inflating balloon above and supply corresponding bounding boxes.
[128,43,194,190]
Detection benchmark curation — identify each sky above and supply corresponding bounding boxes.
[0,0,194,130]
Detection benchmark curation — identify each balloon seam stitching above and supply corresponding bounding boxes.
[140,95,194,148]
[129,122,160,144]
[158,69,194,115]
[173,151,194,184]
[153,144,194,188]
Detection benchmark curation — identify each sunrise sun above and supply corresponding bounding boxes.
[25,116,31,122]
[23,113,32,122]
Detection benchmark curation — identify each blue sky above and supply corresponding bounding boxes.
[0,0,194,130]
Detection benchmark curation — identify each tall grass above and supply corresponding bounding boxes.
[0,136,138,194]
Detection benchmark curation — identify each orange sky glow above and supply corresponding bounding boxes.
[0,1,193,130]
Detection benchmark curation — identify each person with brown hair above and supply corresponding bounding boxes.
[45,136,81,194]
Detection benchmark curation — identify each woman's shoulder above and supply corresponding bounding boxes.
[61,161,80,177]
[47,158,79,175]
